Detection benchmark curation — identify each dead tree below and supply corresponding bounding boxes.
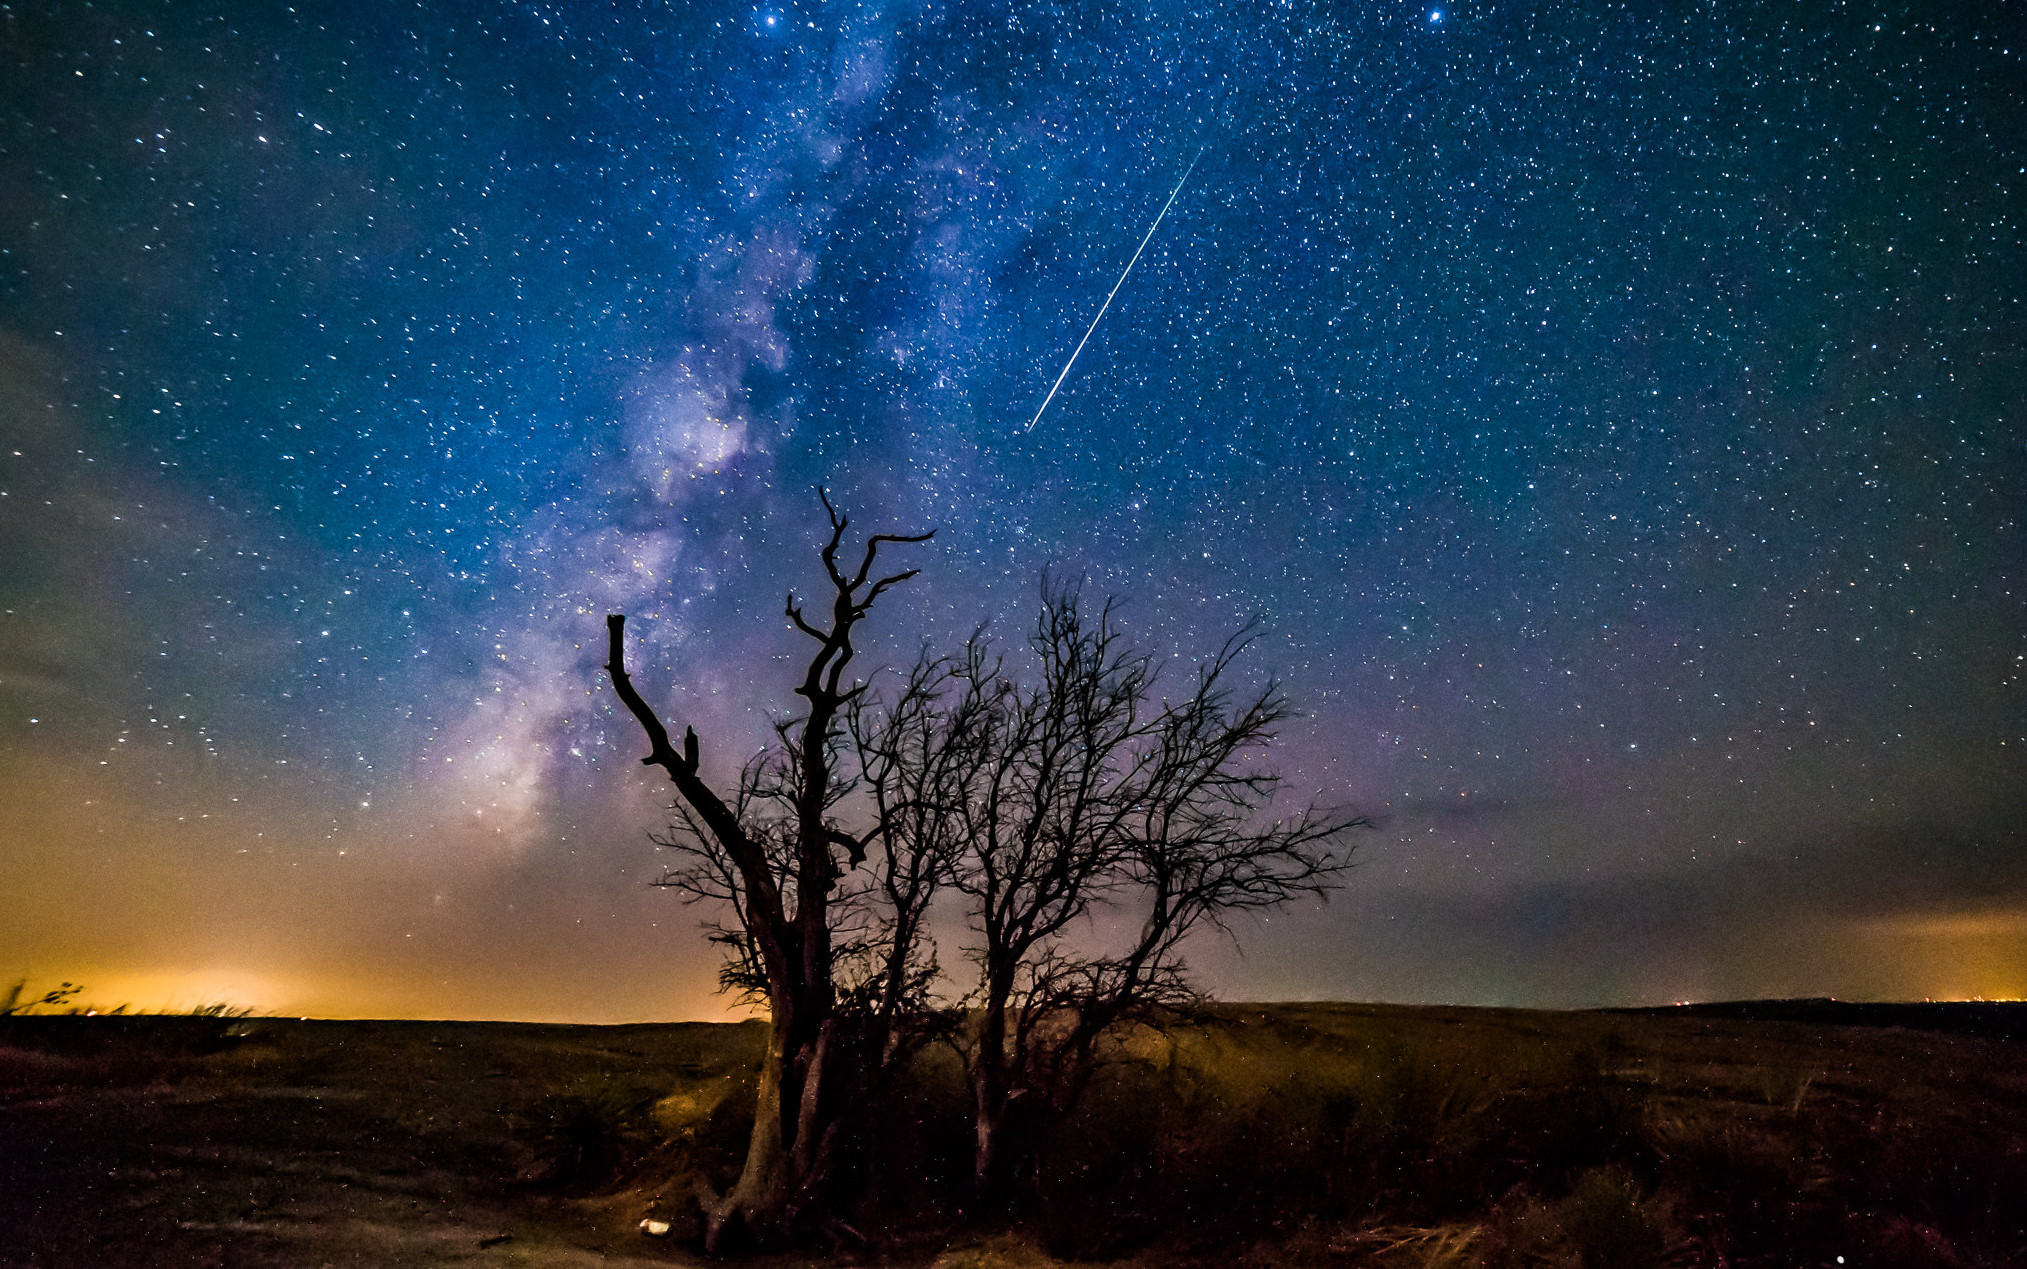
[604,491,929,1250]
[946,587,1156,1199]
[871,581,1366,1203]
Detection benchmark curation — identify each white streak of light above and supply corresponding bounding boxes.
[1025,150,1203,434]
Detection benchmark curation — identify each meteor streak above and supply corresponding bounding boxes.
[1025,149,1203,433]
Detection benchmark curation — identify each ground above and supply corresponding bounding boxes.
[3,1003,2024,1266]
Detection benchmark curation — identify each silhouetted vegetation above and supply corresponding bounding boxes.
[0,982,257,1070]
[605,499,1361,1245]
[851,585,1363,1204]
[0,978,83,1015]
[606,492,937,1250]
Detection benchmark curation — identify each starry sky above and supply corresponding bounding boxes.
[2,0,2022,1021]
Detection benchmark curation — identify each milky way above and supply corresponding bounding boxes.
[2,1,2022,1019]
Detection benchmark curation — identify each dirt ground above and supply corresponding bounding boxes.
[0,1017,751,1267]
[4,1004,2025,1267]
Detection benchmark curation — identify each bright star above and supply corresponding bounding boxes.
[1428,8,1444,22]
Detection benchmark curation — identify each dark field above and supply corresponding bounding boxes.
[3,1003,2023,1267]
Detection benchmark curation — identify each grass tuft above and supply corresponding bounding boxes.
[517,1076,662,1188]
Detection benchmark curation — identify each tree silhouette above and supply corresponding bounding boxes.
[863,581,1365,1202]
[606,512,1362,1243]
[604,490,929,1250]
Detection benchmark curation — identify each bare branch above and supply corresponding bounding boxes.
[860,566,923,611]
[851,532,937,591]
[825,827,867,868]
[785,596,828,642]
[817,486,851,590]
[605,614,683,774]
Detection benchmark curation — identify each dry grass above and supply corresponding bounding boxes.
[1004,1003,2027,1265]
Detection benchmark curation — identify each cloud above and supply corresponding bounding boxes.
[1203,801,2027,1008]
[1863,908,2027,940]
[0,332,304,750]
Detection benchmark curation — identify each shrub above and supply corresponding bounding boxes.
[520,1076,663,1188]
[1471,1169,1688,1269]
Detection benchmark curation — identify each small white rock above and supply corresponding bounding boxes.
[639,1218,672,1237]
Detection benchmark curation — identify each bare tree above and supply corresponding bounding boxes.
[942,587,1159,1199]
[870,580,1367,1203]
[604,491,929,1250]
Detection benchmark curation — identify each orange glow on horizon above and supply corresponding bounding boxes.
[12,961,752,1024]
[1828,906,2027,1004]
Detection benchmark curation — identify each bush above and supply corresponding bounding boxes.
[1473,1168,1689,1269]
[520,1076,663,1188]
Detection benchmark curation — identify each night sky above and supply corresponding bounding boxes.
[3,0,2022,1021]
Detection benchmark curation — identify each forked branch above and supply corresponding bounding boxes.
[605,613,783,933]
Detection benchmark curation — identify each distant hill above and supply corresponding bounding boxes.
[1603,998,2027,1041]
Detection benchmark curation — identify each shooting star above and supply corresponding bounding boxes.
[1024,149,1203,433]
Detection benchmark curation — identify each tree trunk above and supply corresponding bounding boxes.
[972,1083,1010,1205]
[703,993,837,1251]
[704,1009,795,1251]
[969,963,1016,1205]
